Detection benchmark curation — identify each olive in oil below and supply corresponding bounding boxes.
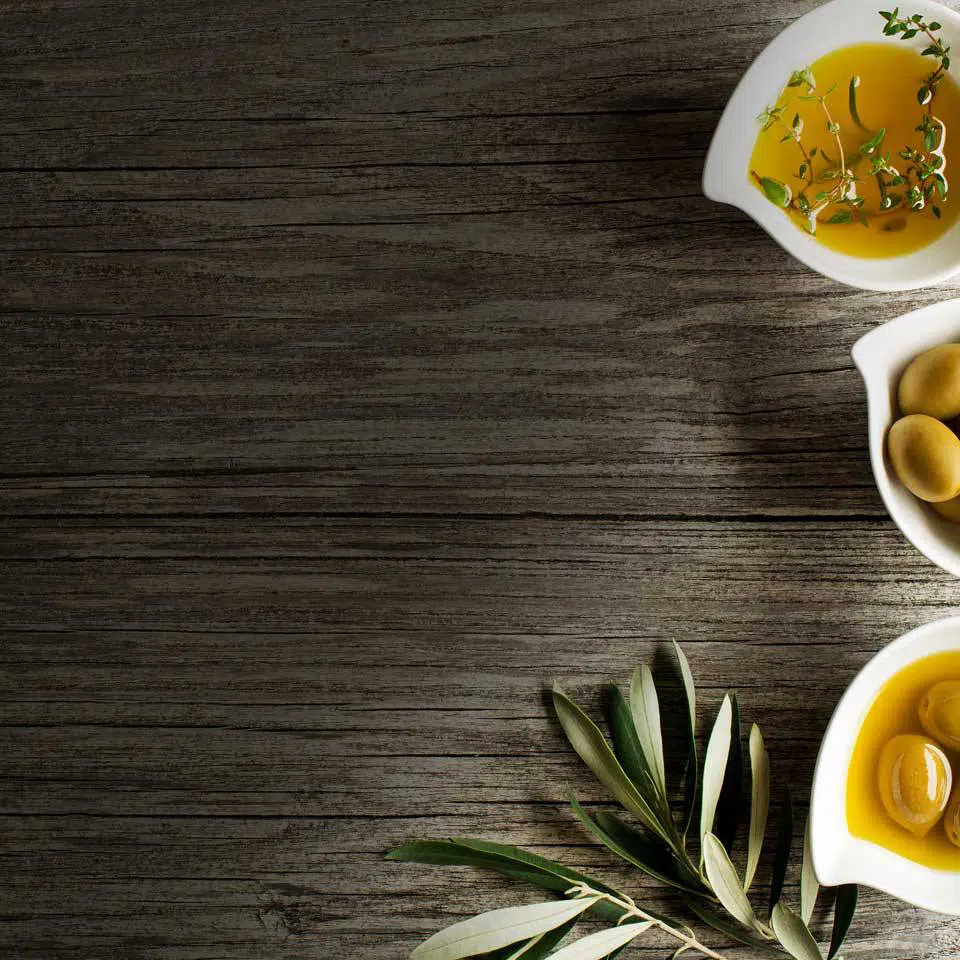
[847,651,960,869]
[750,42,960,258]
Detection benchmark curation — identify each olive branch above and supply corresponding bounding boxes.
[388,643,858,960]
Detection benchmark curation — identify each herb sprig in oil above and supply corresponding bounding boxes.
[753,10,951,232]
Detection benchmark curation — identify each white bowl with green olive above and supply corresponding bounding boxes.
[855,297,960,575]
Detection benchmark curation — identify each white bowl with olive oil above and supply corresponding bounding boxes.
[854,297,960,577]
[703,0,960,290]
[810,616,960,914]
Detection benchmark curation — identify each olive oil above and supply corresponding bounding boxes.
[847,651,960,869]
[750,42,960,257]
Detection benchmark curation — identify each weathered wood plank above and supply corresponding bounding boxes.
[0,519,953,635]
[0,0,810,136]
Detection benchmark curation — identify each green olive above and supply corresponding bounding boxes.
[919,681,960,750]
[898,343,960,419]
[887,414,960,502]
[878,734,952,836]
[945,785,960,848]
[931,495,960,523]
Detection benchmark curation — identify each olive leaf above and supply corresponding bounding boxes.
[450,839,623,903]
[681,895,776,952]
[744,724,769,892]
[769,789,794,915]
[800,820,819,925]
[594,812,704,894]
[715,693,743,852]
[483,920,580,960]
[771,902,824,960]
[568,793,704,896]
[701,833,769,938]
[545,922,655,960]
[386,838,623,919]
[604,683,659,805]
[827,885,858,960]
[630,665,667,797]
[568,793,674,888]
[672,640,699,837]
[700,695,732,845]
[409,896,600,960]
[552,684,668,841]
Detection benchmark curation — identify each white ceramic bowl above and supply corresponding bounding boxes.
[703,0,960,290]
[810,616,960,914]
[854,297,960,577]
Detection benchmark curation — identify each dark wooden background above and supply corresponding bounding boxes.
[3,0,960,957]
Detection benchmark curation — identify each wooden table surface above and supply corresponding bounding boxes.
[4,0,960,957]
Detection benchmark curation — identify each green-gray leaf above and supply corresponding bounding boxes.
[800,820,819,925]
[596,810,705,896]
[771,902,823,960]
[386,838,623,921]
[545,922,654,960]
[673,640,699,837]
[700,694,732,845]
[744,724,769,892]
[769,789,793,916]
[388,839,566,889]
[827,885,858,960]
[715,692,743,852]
[481,919,579,960]
[702,833,768,937]
[604,683,659,805]
[553,684,667,840]
[410,896,599,960]
[761,177,792,208]
[681,895,776,952]
[451,839,623,901]
[630,664,667,797]
[568,793,701,896]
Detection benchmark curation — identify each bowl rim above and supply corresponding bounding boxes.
[853,296,960,579]
[702,0,960,291]
[810,616,960,914]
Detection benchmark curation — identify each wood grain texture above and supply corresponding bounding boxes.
[3,0,960,957]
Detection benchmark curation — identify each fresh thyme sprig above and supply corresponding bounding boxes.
[798,73,865,226]
[754,70,863,232]
[879,8,951,104]
[389,643,860,960]
[753,10,952,232]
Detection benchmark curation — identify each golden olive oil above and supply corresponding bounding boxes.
[750,42,960,257]
[847,651,960,869]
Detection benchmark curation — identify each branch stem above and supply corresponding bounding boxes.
[566,884,727,960]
